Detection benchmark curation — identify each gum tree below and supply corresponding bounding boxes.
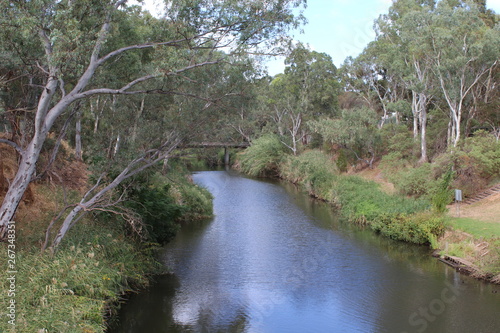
[0,0,305,243]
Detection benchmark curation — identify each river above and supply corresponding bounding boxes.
[109,171,500,333]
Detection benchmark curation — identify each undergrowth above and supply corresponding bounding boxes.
[261,149,442,246]
[0,221,161,333]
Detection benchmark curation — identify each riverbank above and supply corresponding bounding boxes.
[0,159,213,332]
[356,167,500,284]
[236,143,500,284]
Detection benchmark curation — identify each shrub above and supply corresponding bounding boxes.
[371,212,447,245]
[336,149,348,173]
[280,150,338,201]
[237,134,287,177]
[463,130,500,179]
[433,131,500,196]
[395,163,434,197]
[429,168,454,213]
[126,170,213,244]
[127,184,184,244]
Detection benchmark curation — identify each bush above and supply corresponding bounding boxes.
[126,170,213,244]
[237,134,287,177]
[0,222,159,333]
[280,150,338,201]
[371,212,447,245]
[127,184,184,244]
[336,149,348,173]
[395,163,435,197]
[429,168,454,213]
[433,131,500,196]
[463,131,500,179]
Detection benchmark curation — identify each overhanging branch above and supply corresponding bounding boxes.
[0,139,23,155]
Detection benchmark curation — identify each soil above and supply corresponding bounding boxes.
[350,165,396,194]
[448,192,500,224]
[355,164,499,225]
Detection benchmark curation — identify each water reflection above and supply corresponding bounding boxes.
[109,171,500,333]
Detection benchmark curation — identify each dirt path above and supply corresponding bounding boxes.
[448,192,500,224]
[355,165,499,225]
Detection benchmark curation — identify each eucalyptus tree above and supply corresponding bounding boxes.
[264,44,340,154]
[309,107,381,169]
[428,1,500,147]
[0,0,306,246]
[373,0,437,162]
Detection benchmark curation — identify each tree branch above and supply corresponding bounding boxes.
[0,139,23,155]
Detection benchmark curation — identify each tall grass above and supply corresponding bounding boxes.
[280,150,338,201]
[241,148,444,246]
[237,134,287,177]
[0,221,160,333]
[0,162,213,332]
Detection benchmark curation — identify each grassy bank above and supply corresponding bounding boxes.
[238,139,444,246]
[237,140,499,282]
[279,151,445,246]
[1,222,159,332]
[0,165,213,332]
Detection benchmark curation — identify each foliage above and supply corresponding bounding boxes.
[127,183,184,244]
[0,221,160,333]
[394,163,434,196]
[333,175,429,224]
[460,131,500,180]
[434,130,500,196]
[370,212,447,245]
[279,150,338,201]
[237,134,287,176]
[309,107,381,168]
[336,149,348,173]
[380,124,417,161]
[125,168,213,244]
[430,168,454,213]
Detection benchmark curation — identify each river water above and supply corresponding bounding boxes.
[109,171,500,333]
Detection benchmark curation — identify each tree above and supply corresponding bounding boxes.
[309,107,381,169]
[373,0,437,162]
[428,1,500,147]
[263,44,340,154]
[0,0,306,244]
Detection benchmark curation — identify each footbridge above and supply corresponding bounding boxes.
[183,142,250,166]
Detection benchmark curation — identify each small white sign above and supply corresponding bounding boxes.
[455,189,462,202]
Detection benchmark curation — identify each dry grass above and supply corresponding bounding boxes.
[354,164,396,194]
[1,135,90,247]
[438,229,500,282]
[448,192,500,224]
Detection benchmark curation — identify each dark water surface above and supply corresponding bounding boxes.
[109,171,500,333]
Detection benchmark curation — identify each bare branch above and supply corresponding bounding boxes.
[74,60,221,100]
[42,204,77,253]
[0,139,23,155]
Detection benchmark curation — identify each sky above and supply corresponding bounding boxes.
[132,0,500,75]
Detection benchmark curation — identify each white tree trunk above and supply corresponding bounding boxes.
[75,111,82,161]
[50,138,180,249]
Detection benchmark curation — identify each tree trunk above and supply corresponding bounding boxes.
[419,105,428,163]
[50,139,180,249]
[131,97,145,143]
[416,92,428,163]
[0,138,45,236]
[75,110,82,161]
[412,95,419,140]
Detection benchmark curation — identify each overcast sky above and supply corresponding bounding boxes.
[132,0,500,75]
